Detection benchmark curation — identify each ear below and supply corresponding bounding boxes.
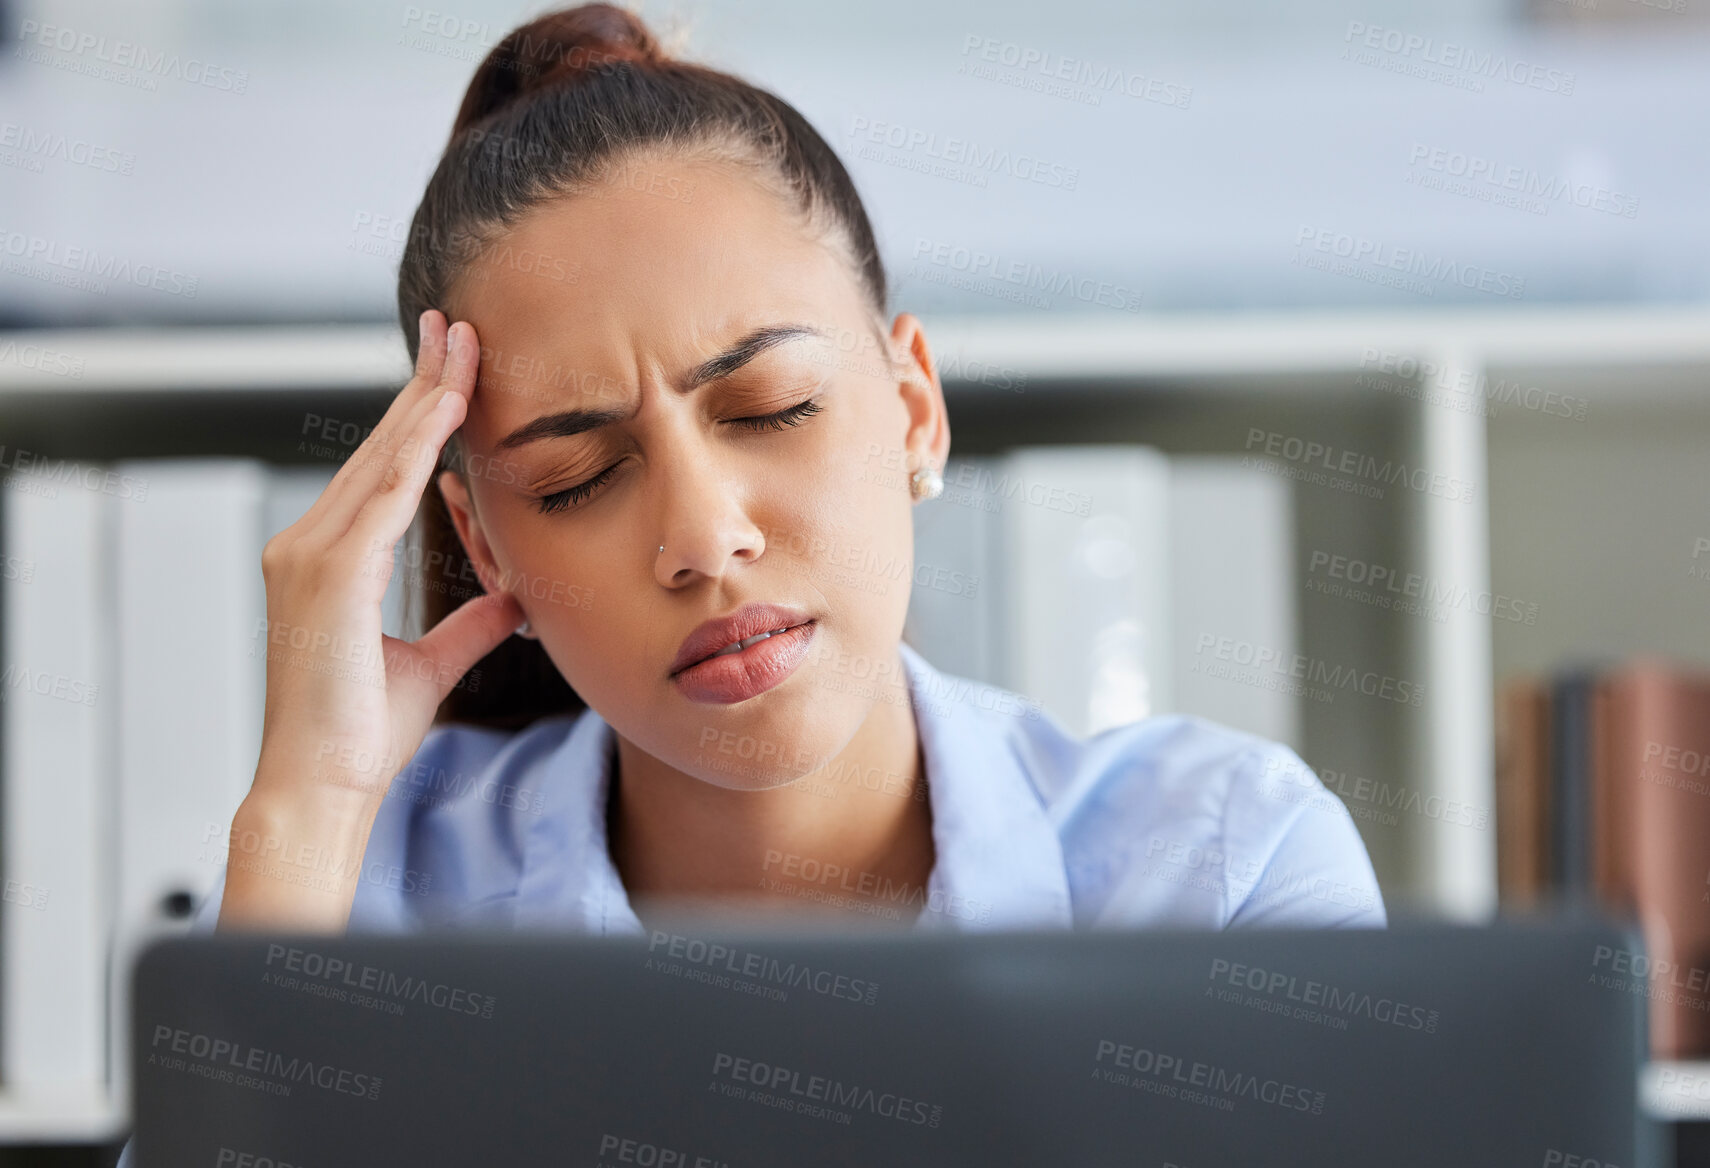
[887,312,951,483]
[437,469,502,596]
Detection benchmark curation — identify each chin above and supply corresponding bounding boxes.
[675,714,838,790]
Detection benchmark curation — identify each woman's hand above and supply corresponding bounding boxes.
[219,310,523,932]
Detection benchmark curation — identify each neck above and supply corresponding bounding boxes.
[608,648,935,929]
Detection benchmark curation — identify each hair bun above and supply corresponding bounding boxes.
[452,3,666,136]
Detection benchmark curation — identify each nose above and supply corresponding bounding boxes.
[653,449,766,587]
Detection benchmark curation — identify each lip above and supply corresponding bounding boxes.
[670,602,816,677]
[669,602,816,704]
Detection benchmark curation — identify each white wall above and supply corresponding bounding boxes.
[1,0,1705,325]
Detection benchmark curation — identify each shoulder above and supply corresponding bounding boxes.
[185,713,596,936]
[996,707,1386,930]
[387,715,578,819]
[354,712,591,927]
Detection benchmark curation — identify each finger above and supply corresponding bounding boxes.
[292,311,454,535]
[377,319,481,465]
[333,316,482,542]
[414,309,450,389]
[317,320,479,541]
[346,316,467,495]
[431,317,481,407]
[407,591,526,703]
[340,378,472,567]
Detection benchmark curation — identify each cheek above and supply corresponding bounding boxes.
[520,557,642,714]
[770,450,915,641]
[472,497,605,620]
[833,400,915,502]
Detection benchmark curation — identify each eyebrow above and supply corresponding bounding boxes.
[492,323,827,451]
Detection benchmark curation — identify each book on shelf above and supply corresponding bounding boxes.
[1,461,111,1104]
[0,457,369,1116]
[1495,677,1550,906]
[904,445,1299,746]
[1497,659,1710,1058]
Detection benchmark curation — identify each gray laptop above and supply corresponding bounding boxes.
[131,915,1660,1166]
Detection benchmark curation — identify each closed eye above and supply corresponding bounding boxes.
[537,462,620,515]
[534,395,825,514]
[727,395,824,432]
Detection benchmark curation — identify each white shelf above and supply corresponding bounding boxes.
[0,1089,122,1141]
[5,304,1710,395]
[919,305,1710,381]
[1641,1061,1710,1121]
[0,324,410,393]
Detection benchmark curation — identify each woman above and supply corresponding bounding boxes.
[113,9,1383,1157]
[198,4,1385,943]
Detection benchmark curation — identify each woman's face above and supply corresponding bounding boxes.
[437,151,949,791]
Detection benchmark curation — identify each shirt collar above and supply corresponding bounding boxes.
[513,642,1073,934]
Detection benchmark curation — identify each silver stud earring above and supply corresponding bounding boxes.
[516,619,536,640]
[910,462,943,502]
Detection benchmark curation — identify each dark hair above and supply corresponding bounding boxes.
[398,3,889,728]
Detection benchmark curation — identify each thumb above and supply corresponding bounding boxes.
[410,591,526,701]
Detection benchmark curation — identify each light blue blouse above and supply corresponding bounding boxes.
[117,642,1383,1163]
[183,640,1386,935]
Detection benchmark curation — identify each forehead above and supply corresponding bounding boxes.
[446,153,849,363]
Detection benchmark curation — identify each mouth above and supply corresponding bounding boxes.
[669,603,817,677]
[695,622,808,665]
[669,603,819,705]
